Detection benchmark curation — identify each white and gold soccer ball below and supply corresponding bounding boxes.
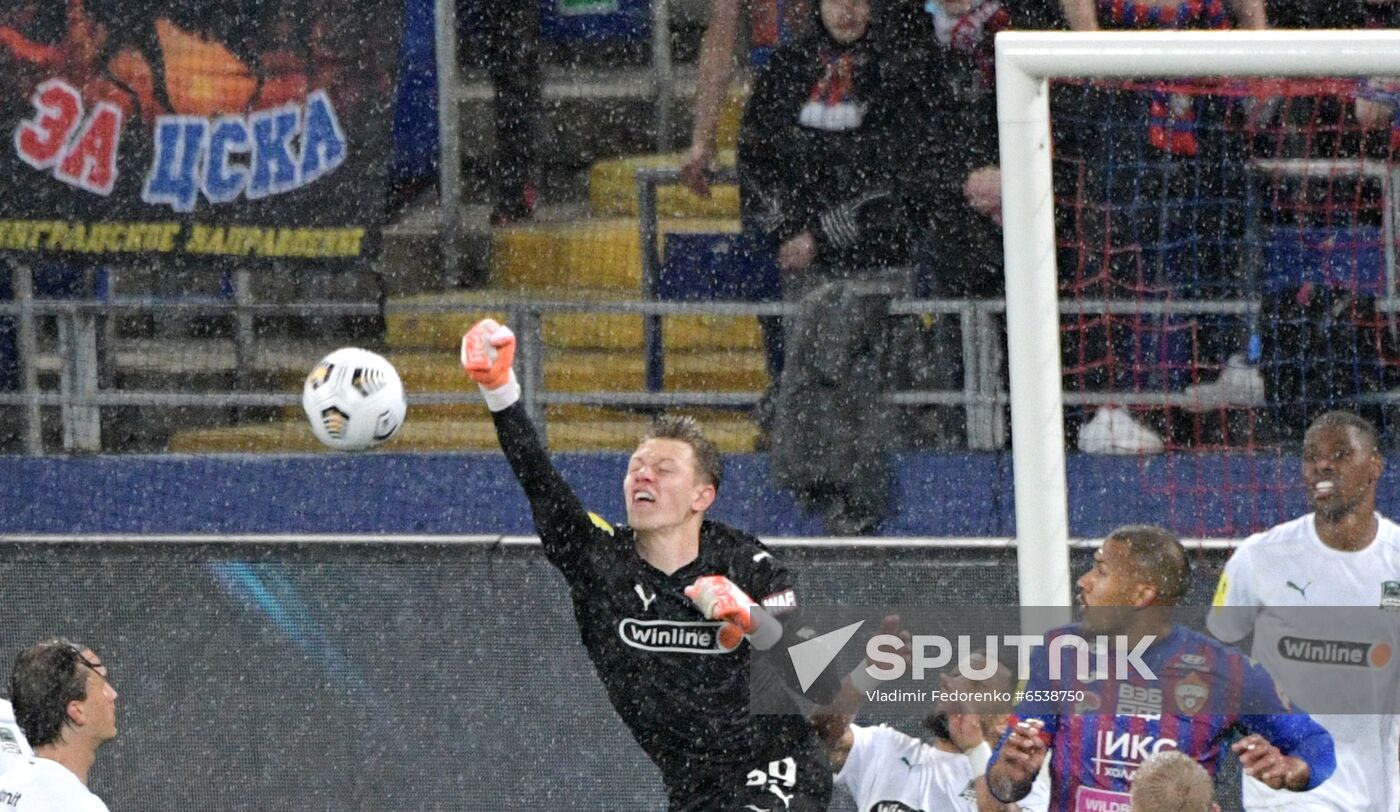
[301,347,406,451]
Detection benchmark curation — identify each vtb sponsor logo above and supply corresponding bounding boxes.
[618,618,732,654]
[1092,730,1178,780]
[1277,636,1393,668]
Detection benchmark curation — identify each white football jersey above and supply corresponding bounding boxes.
[836,723,1050,812]
[0,757,108,812]
[0,702,31,778]
[1207,513,1400,812]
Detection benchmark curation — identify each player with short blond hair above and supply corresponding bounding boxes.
[1131,751,1219,812]
[462,317,838,810]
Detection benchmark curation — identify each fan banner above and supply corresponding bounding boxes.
[0,0,403,265]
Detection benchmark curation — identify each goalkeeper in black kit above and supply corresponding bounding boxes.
[462,318,838,811]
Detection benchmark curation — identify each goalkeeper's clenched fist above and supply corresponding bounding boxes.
[685,575,781,651]
[462,318,519,411]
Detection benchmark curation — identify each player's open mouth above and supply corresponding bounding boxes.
[1312,481,1335,497]
[632,491,655,503]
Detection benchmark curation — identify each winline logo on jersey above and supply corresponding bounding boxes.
[1277,636,1392,668]
[618,618,732,654]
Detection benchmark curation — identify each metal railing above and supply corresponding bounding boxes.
[15,285,1400,456]
[18,280,1400,456]
[0,278,1003,455]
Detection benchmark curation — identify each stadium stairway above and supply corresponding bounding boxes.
[169,101,769,453]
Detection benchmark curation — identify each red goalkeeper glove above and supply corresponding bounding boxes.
[685,575,758,651]
[461,318,519,410]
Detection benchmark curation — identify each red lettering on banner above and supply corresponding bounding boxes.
[15,80,82,169]
[14,79,124,195]
[55,103,122,195]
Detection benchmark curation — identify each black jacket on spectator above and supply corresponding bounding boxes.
[737,17,953,274]
[919,0,1009,298]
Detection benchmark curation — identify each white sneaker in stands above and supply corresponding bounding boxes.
[1182,353,1265,412]
[1077,406,1165,455]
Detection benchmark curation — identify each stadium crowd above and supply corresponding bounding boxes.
[675,0,1400,533]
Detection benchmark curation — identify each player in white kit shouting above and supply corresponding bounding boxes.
[0,639,117,812]
[1208,411,1400,811]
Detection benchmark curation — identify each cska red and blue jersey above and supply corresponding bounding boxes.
[989,624,1335,812]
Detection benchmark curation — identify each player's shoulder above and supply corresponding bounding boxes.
[702,519,764,547]
[25,760,107,811]
[1232,514,1315,559]
[1375,514,1400,549]
[851,722,920,747]
[849,723,929,762]
[1045,623,1083,642]
[1171,625,1258,670]
[701,520,782,565]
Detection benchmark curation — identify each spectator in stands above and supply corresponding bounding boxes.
[1356,76,1400,137]
[681,0,811,202]
[459,0,541,226]
[1131,751,1221,812]
[910,0,1060,448]
[681,0,927,430]
[1055,0,1266,455]
[682,0,812,413]
[681,0,935,199]
[1060,0,1263,30]
[737,0,950,534]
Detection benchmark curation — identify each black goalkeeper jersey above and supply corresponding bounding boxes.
[492,403,833,807]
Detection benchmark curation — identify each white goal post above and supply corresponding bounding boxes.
[995,30,1400,607]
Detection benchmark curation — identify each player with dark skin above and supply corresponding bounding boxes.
[1302,411,1383,553]
[986,529,1319,808]
[1207,411,1398,811]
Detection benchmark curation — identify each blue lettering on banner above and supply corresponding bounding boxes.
[248,105,301,198]
[140,92,348,211]
[203,116,251,204]
[299,91,347,183]
[143,116,208,212]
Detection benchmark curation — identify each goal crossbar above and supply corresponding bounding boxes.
[995,30,1400,607]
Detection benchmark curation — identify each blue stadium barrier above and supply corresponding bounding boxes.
[538,0,650,41]
[0,452,1340,537]
[1262,225,1386,295]
[660,233,782,302]
[391,0,440,182]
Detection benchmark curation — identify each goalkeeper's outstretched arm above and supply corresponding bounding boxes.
[462,318,599,572]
